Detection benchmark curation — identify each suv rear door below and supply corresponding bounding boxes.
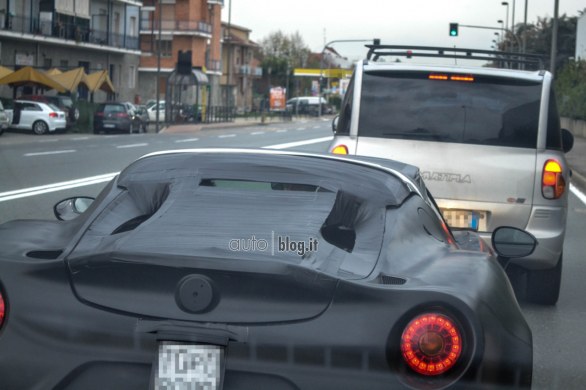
[355,70,543,231]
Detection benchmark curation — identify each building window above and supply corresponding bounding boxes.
[60,59,69,69]
[129,66,136,88]
[156,39,172,57]
[43,58,52,69]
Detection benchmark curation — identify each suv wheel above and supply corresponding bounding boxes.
[526,253,563,305]
[32,120,49,135]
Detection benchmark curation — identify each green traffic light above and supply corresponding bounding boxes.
[449,23,459,37]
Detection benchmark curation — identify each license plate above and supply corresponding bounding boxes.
[155,342,224,390]
[441,209,487,231]
[103,124,115,128]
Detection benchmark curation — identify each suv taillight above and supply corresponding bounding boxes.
[0,291,5,328]
[331,145,348,155]
[542,159,566,199]
[49,112,58,118]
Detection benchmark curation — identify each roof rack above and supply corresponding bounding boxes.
[365,45,545,69]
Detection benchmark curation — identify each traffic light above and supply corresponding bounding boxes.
[449,23,459,37]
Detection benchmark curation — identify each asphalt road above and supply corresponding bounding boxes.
[1,117,586,389]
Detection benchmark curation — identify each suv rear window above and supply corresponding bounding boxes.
[359,71,542,149]
[101,104,125,114]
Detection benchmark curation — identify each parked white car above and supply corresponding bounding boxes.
[147,101,165,122]
[6,100,67,135]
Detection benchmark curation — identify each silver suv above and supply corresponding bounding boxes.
[329,45,574,305]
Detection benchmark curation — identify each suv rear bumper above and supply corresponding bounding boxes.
[477,205,566,270]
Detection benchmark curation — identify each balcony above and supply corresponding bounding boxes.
[206,60,222,73]
[140,19,212,37]
[0,14,139,52]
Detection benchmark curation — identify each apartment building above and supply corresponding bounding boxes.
[138,0,223,106]
[0,0,142,102]
[221,21,262,112]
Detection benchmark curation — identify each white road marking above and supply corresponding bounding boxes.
[312,126,321,129]
[263,136,332,150]
[218,134,236,138]
[38,139,59,143]
[276,129,287,133]
[24,150,76,157]
[251,131,265,135]
[0,173,118,202]
[571,185,586,206]
[296,127,306,131]
[116,143,148,149]
[71,137,90,141]
[174,138,200,143]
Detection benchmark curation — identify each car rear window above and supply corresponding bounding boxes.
[103,104,125,114]
[359,71,543,149]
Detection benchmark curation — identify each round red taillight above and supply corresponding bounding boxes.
[0,292,5,328]
[401,313,462,376]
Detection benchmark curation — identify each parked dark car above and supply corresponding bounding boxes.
[18,94,79,129]
[0,150,534,389]
[93,102,143,134]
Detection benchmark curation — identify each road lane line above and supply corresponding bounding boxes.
[276,129,287,133]
[251,131,265,135]
[38,139,59,143]
[263,136,332,150]
[24,150,76,157]
[296,127,306,131]
[218,134,236,138]
[72,137,90,141]
[571,185,586,206]
[0,173,118,202]
[116,143,148,149]
[174,138,200,143]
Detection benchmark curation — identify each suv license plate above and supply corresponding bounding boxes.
[155,342,224,390]
[441,209,487,231]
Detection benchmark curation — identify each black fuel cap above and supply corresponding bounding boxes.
[175,275,215,313]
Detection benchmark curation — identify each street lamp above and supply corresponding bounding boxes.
[501,2,510,33]
[497,19,504,40]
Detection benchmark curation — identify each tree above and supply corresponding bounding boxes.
[555,60,586,120]
[498,12,581,73]
[258,31,311,97]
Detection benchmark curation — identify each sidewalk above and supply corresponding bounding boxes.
[159,116,296,134]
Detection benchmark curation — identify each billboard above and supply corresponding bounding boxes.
[269,87,286,111]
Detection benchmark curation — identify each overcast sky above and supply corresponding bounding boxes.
[222,0,585,61]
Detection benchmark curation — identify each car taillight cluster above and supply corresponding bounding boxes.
[49,112,58,118]
[542,159,566,199]
[0,291,5,328]
[401,313,463,376]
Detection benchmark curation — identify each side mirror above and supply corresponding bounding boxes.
[332,115,339,133]
[561,128,574,153]
[54,196,95,221]
[491,227,537,258]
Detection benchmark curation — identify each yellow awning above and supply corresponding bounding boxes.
[0,66,13,79]
[45,68,63,76]
[50,67,90,92]
[0,66,66,93]
[86,70,115,93]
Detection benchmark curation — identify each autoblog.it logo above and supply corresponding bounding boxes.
[228,232,319,257]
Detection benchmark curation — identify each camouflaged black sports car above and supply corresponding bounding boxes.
[0,149,535,389]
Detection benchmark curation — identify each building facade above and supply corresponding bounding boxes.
[221,22,262,113]
[576,13,586,61]
[0,0,142,102]
[137,0,223,106]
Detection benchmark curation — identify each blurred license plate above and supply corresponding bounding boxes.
[103,124,115,128]
[155,342,223,390]
[441,209,487,231]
